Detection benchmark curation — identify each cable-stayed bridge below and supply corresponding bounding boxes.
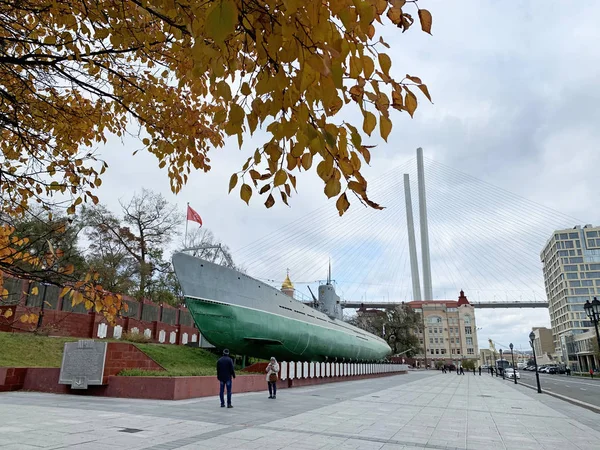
[231,149,580,310]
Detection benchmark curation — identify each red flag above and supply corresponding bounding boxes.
[187,205,203,226]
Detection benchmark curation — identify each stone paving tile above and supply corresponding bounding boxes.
[2,371,600,449]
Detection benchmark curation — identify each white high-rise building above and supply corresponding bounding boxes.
[541,225,600,353]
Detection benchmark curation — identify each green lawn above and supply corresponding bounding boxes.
[121,343,219,377]
[0,332,78,367]
[0,331,220,376]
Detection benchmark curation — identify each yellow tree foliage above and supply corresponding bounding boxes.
[1,0,433,218]
[0,224,127,324]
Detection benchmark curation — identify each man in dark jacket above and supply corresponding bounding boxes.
[217,349,235,408]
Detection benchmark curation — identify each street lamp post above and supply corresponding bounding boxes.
[494,350,498,377]
[529,331,542,394]
[584,298,600,371]
[510,343,517,385]
[500,349,505,379]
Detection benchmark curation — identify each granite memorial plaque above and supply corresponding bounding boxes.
[59,340,107,389]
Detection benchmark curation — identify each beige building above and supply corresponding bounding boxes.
[541,225,600,356]
[409,291,479,368]
[563,330,599,373]
[531,327,554,359]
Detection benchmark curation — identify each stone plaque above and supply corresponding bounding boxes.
[59,340,107,389]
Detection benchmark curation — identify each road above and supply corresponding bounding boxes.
[514,371,600,408]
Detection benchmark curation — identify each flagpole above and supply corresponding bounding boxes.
[185,202,189,249]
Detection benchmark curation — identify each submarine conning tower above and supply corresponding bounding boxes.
[318,283,342,320]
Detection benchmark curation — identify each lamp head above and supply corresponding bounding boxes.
[509,343,513,350]
[585,300,593,319]
[592,297,600,316]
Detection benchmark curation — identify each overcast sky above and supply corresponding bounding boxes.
[89,1,600,352]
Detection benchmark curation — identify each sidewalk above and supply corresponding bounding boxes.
[1,370,599,449]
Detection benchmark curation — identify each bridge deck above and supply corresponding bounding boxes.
[339,301,549,309]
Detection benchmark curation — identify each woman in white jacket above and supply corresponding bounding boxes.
[266,357,280,399]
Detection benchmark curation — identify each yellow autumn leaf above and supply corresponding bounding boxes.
[324,177,341,199]
[405,90,418,117]
[301,153,313,170]
[380,115,392,141]
[229,104,245,125]
[228,173,238,193]
[418,9,433,35]
[3,309,13,319]
[31,286,39,296]
[264,193,275,208]
[316,160,334,182]
[362,111,377,136]
[241,82,252,96]
[363,56,375,79]
[336,193,350,216]
[240,183,252,205]
[378,53,391,77]
[205,0,239,45]
[274,170,287,186]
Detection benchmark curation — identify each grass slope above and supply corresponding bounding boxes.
[0,332,78,367]
[121,343,218,377]
[0,332,219,376]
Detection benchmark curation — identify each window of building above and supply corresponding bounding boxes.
[465,326,472,335]
[428,316,442,324]
[586,272,600,278]
[447,308,457,312]
[569,250,576,256]
[428,327,432,334]
[434,338,438,343]
[429,338,433,344]
[588,231,599,238]
[570,257,583,263]
[466,337,473,345]
[430,349,434,355]
[569,232,579,239]
[565,241,574,248]
[570,281,581,287]
[435,349,439,354]
[467,348,474,355]
[582,280,593,286]
[559,250,569,256]
[567,273,579,279]
[463,315,471,324]
[440,337,444,343]
[560,233,568,239]
[441,349,446,354]
[589,239,596,247]
[564,265,578,271]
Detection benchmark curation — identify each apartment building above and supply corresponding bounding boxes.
[409,290,479,368]
[541,225,599,354]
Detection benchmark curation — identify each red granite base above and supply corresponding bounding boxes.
[1,367,406,400]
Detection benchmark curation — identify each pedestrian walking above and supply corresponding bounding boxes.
[266,357,280,399]
[490,367,494,376]
[478,366,482,376]
[216,349,236,408]
[473,367,475,375]
[460,366,465,375]
[456,366,460,375]
[590,368,594,379]
[566,366,571,376]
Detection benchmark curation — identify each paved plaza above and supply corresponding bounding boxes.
[1,370,600,449]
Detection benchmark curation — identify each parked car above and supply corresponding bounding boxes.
[507,370,521,380]
[547,367,558,374]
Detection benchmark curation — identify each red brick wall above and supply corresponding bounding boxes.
[243,362,269,373]
[0,367,27,392]
[102,343,164,383]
